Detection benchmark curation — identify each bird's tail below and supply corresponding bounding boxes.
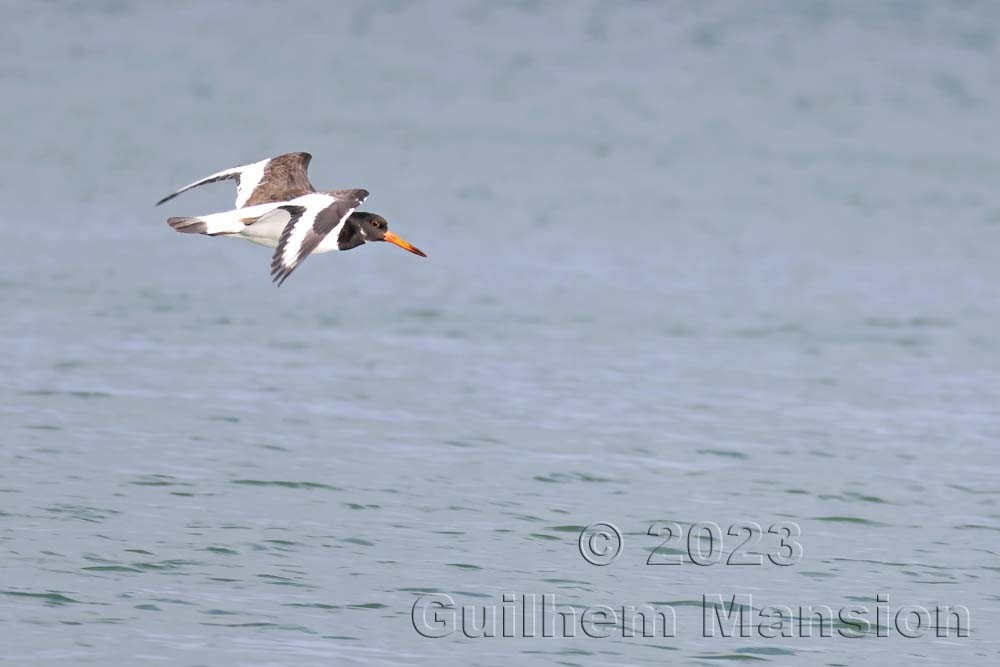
[166,209,249,236]
[167,216,210,234]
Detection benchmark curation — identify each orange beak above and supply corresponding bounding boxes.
[383,230,427,257]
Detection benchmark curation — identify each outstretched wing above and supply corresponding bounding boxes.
[269,189,369,286]
[156,152,315,208]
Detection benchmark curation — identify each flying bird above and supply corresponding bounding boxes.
[157,152,425,285]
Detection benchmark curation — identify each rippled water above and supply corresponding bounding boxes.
[2,1,999,664]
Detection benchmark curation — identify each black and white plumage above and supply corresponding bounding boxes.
[266,190,368,285]
[156,152,315,208]
[158,152,427,285]
[164,189,426,286]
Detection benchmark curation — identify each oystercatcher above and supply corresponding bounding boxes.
[157,153,426,285]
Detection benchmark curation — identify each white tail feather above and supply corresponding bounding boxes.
[167,202,282,236]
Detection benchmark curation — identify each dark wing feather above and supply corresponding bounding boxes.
[155,170,241,206]
[244,152,316,206]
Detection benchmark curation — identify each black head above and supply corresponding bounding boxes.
[347,212,426,256]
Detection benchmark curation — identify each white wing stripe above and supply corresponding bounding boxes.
[278,211,317,269]
[157,157,270,207]
[233,158,268,208]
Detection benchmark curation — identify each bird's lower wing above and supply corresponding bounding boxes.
[269,190,369,286]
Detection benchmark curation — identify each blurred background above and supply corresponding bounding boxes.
[1,1,998,664]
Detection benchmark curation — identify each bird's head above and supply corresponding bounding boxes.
[347,212,426,257]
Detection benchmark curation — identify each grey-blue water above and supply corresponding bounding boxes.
[2,1,999,664]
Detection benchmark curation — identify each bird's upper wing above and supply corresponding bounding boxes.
[268,189,369,286]
[155,152,315,208]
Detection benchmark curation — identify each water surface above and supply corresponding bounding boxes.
[2,1,999,665]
